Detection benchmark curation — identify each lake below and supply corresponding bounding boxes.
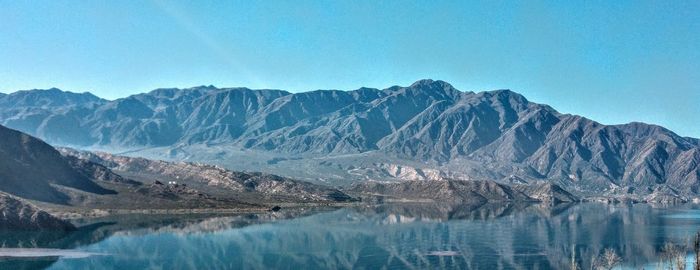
[2,203,700,269]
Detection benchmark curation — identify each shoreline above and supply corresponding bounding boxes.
[45,202,364,220]
[44,198,696,221]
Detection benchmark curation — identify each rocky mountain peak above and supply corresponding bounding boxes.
[409,79,458,93]
[409,79,454,88]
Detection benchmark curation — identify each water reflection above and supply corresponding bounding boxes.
[2,203,700,269]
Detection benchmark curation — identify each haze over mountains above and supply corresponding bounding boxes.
[1,79,698,199]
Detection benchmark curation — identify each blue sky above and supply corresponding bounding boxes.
[1,0,698,137]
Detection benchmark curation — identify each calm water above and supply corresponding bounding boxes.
[3,203,700,270]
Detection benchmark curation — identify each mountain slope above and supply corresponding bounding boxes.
[0,81,698,197]
[0,125,115,204]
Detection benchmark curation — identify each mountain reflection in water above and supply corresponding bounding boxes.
[2,203,700,270]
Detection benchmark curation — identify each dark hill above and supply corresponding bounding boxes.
[0,125,114,204]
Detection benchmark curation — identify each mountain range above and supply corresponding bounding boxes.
[1,79,698,198]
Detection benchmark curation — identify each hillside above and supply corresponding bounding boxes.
[58,148,354,203]
[0,124,354,229]
[0,124,114,204]
[0,192,75,230]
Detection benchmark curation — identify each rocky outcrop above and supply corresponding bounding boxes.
[131,181,256,208]
[350,180,580,204]
[349,180,535,204]
[642,186,688,204]
[0,192,75,230]
[513,182,579,204]
[62,155,141,186]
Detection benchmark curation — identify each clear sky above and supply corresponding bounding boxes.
[1,0,698,137]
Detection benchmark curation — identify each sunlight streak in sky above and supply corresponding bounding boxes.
[151,0,263,87]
